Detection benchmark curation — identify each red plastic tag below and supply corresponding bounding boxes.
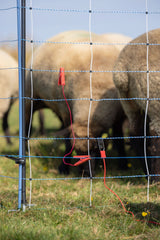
[58,67,65,86]
[73,155,91,166]
[100,150,106,159]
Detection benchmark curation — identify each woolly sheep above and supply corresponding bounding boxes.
[0,49,45,145]
[101,33,131,51]
[0,49,18,144]
[25,30,131,175]
[113,28,160,182]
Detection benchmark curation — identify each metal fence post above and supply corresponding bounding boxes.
[21,0,26,211]
[17,0,26,210]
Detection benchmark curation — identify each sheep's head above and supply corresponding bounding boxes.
[53,123,98,154]
[71,123,98,154]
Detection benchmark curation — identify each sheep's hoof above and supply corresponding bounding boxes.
[119,160,129,170]
[58,163,70,175]
[6,139,12,145]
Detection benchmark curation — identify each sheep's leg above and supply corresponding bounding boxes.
[117,90,147,171]
[148,130,160,183]
[112,116,128,170]
[58,137,72,175]
[25,100,47,137]
[128,110,150,176]
[38,109,45,135]
[25,101,33,138]
[3,106,12,145]
[129,114,147,174]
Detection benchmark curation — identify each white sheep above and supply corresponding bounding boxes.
[25,30,131,175]
[0,49,18,144]
[101,33,131,51]
[113,28,160,182]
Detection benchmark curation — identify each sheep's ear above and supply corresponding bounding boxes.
[53,125,71,137]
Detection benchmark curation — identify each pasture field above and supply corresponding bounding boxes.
[0,102,160,240]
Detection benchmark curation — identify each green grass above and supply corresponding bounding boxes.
[0,102,160,240]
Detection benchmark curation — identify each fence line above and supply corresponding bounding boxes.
[2,96,160,101]
[144,0,150,202]
[23,6,160,15]
[27,0,34,208]
[1,174,160,181]
[0,7,17,11]
[23,39,160,46]
[1,135,160,141]
[2,154,160,160]
[1,0,160,210]
[25,68,160,73]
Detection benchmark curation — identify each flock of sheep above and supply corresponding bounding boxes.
[1,28,160,181]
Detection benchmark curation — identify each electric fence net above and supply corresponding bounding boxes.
[0,0,160,221]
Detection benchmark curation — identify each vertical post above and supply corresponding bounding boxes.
[17,0,22,210]
[21,0,26,209]
[17,0,26,209]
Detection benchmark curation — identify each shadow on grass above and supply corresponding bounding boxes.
[125,201,160,226]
